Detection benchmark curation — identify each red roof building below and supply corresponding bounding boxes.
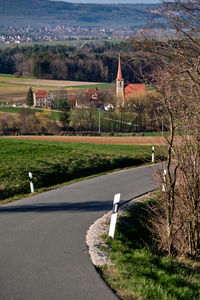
[33,90,54,108]
[85,88,100,101]
[115,57,146,106]
[34,90,48,98]
[125,84,146,98]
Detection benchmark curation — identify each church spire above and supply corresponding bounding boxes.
[116,55,123,81]
[116,55,124,107]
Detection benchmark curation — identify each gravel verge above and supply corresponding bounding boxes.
[86,192,154,267]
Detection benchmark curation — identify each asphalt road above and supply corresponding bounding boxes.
[0,165,159,300]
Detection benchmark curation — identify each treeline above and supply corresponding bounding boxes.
[0,41,151,83]
[0,109,59,136]
[0,90,163,136]
[0,0,158,26]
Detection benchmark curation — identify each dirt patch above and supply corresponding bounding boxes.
[1,135,165,145]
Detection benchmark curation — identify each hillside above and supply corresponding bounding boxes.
[0,0,161,27]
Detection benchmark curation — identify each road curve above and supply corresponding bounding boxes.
[0,165,159,300]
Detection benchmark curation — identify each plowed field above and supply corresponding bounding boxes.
[2,136,165,145]
[8,79,101,87]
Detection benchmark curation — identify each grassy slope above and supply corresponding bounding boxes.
[0,107,59,120]
[101,200,200,300]
[0,74,111,105]
[0,138,152,202]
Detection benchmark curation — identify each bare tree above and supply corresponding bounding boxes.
[135,0,200,258]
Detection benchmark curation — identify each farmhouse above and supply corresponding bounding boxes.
[85,88,100,102]
[33,90,54,108]
[69,88,104,108]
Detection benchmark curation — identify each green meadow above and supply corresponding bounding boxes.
[0,74,111,103]
[101,200,200,300]
[0,138,152,202]
[0,39,123,49]
[0,107,60,120]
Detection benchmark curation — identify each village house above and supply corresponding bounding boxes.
[70,88,104,108]
[67,58,145,110]
[33,90,54,108]
[85,88,100,103]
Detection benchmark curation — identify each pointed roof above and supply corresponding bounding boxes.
[116,56,124,81]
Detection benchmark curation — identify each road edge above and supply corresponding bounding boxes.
[86,191,156,267]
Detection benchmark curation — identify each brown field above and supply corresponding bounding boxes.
[1,136,165,145]
[8,79,101,87]
[0,78,104,103]
[0,93,27,103]
[0,112,19,120]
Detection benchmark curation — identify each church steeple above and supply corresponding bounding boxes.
[116,55,124,106]
[116,56,123,81]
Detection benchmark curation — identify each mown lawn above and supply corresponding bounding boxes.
[0,138,152,202]
[101,200,200,300]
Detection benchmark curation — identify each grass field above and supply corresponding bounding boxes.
[0,82,59,94]
[0,107,60,120]
[0,73,29,81]
[101,199,200,300]
[0,39,123,49]
[0,73,111,103]
[0,138,152,202]
[66,83,111,89]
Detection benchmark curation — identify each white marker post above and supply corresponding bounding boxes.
[108,193,121,238]
[162,169,167,192]
[28,172,34,193]
[152,146,155,163]
[98,110,101,134]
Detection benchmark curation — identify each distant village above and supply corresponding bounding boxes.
[0,25,139,45]
[31,58,145,110]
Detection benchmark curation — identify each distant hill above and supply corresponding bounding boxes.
[0,0,161,27]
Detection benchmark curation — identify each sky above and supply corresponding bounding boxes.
[62,1,161,3]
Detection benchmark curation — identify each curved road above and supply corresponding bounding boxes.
[0,165,158,300]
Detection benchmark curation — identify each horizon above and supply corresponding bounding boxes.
[55,1,161,3]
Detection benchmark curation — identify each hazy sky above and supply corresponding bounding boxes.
[63,1,161,3]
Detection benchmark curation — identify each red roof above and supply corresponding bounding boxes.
[116,57,124,81]
[125,84,145,97]
[85,88,100,95]
[34,90,48,98]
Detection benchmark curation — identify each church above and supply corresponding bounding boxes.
[116,56,145,107]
